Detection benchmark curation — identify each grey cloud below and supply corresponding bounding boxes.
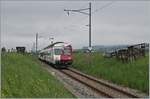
[1,1,150,51]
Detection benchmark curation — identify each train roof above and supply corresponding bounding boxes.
[43,42,71,50]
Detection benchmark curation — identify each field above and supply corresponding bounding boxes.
[72,52,149,93]
[1,53,74,98]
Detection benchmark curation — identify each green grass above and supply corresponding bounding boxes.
[72,52,149,93]
[1,53,75,98]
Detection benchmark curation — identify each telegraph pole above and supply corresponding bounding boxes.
[36,33,38,54]
[64,2,92,52]
[89,2,91,48]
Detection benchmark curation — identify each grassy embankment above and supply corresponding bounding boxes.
[72,52,149,93]
[1,53,74,98]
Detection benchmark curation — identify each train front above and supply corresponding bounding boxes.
[54,44,73,67]
[61,45,73,65]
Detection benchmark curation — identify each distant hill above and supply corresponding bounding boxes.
[82,43,149,53]
[82,45,129,53]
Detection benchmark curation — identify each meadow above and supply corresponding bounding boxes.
[1,53,74,98]
[72,52,149,93]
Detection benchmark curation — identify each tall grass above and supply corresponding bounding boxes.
[1,53,74,98]
[72,52,149,93]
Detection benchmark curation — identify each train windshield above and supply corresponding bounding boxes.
[54,49,62,55]
[64,48,71,55]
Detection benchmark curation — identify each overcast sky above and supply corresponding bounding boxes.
[1,1,150,51]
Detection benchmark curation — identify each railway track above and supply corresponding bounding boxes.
[60,67,142,98]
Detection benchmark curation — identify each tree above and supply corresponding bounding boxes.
[1,47,6,52]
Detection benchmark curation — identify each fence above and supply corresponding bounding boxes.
[108,43,149,62]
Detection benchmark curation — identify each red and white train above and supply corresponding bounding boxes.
[39,42,73,68]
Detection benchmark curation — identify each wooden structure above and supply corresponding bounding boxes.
[108,43,149,62]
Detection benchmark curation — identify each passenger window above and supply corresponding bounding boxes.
[54,49,62,55]
[48,51,51,56]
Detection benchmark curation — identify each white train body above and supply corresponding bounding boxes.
[39,42,73,67]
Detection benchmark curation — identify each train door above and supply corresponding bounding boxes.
[53,47,62,64]
[47,49,51,63]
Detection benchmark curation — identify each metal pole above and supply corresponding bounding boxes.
[50,37,54,44]
[36,33,38,54]
[89,2,91,48]
[64,3,92,51]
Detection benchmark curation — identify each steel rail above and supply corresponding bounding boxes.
[68,68,140,98]
[60,69,113,98]
[60,68,141,98]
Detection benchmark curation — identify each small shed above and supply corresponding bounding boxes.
[16,47,26,53]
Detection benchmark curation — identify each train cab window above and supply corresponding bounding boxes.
[54,49,62,55]
[64,48,71,55]
[48,51,51,56]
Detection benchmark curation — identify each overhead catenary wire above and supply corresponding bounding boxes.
[92,1,115,14]
[62,1,116,44]
[64,1,115,29]
[64,3,92,48]
[62,3,88,30]
[63,2,116,44]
